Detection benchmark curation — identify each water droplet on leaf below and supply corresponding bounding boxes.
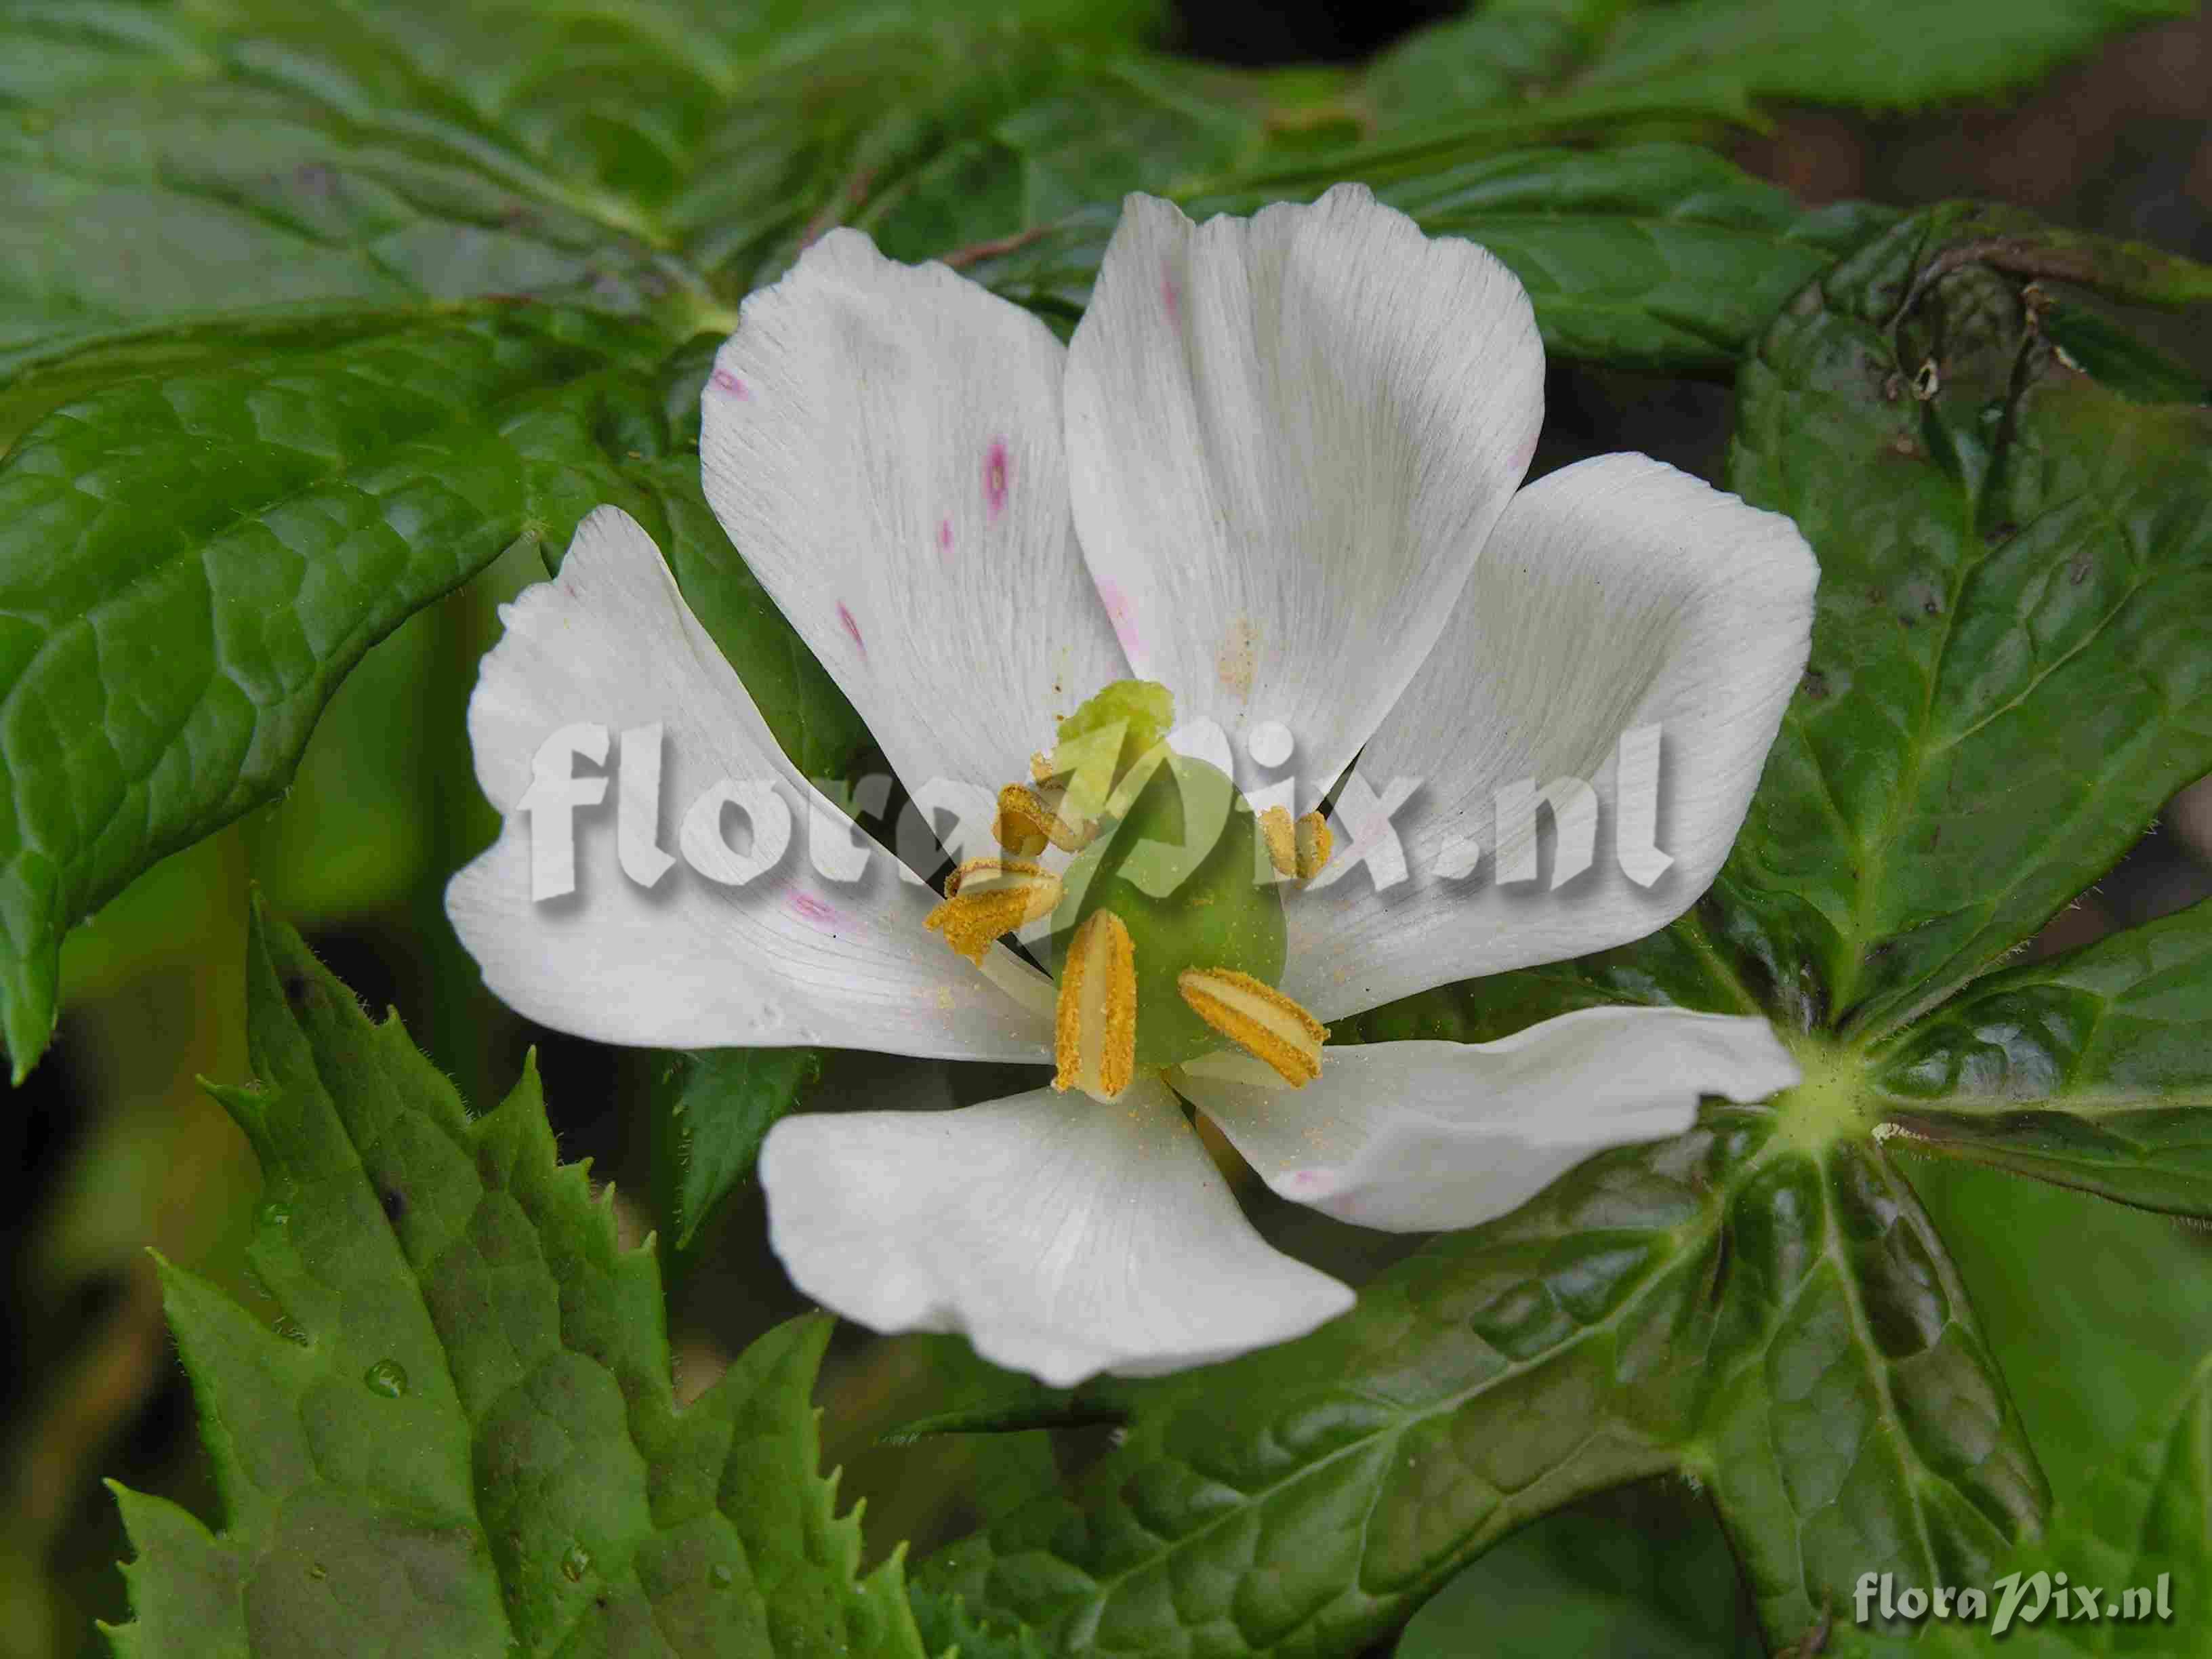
[363,1359,407,1398]
[274,1315,310,1347]
[259,1200,293,1229]
[560,1544,590,1583]
[709,1564,734,1589]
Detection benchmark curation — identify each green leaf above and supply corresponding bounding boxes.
[0,1,1197,368]
[238,600,445,928]
[653,1048,823,1252]
[1360,146,1896,375]
[0,70,703,375]
[0,1,1337,371]
[1572,0,2190,113]
[1,2,1913,378]
[1355,0,2183,125]
[1695,1128,2045,1645]
[1395,1481,1763,1659]
[1839,1355,2212,1656]
[2039,296,2212,405]
[1865,898,2212,1215]
[0,313,861,1082]
[103,899,926,1658]
[834,49,1315,271]
[1722,202,2212,1042]
[960,144,1898,377]
[872,1331,1124,1448]
[907,1585,1052,1659]
[1353,0,1605,120]
[1905,1158,2212,1518]
[911,1101,2042,1656]
[0,1,213,110]
[0,305,633,1078]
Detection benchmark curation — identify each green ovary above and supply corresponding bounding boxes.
[1046,748,1286,1067]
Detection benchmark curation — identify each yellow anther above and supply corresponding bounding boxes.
[924,858,1061,964]
[994,781,1094,855]
[1258,804,1298,878]
[1294,811,1332,881]
[994,783,1050,857]
[1176,967,1328,1086]
[1054,909,1136,1101]
[1259,806,1332,884]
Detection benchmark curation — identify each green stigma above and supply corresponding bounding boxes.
[1051,679,1175,805]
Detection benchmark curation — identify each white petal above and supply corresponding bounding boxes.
[1181,1008,1799,1233]
[446,506,1051,1060]
[760,1076,1355,1386]
[1284,453,1816,1019]
[1063,185,1543,796]
[699,228,1128,804]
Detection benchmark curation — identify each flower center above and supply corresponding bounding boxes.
[1052,746,1284,1067]
[924,680,1335,1101]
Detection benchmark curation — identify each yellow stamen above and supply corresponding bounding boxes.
[1177,967,1328,1086]
[924,858,1061,964]
[1258,806,1333,884]
[993,781,1094,855]
[993,783,1049,857]
[1054,910,1136,1101]
[1030,750,1058,786]
[1258,804,1298,878]
[1294,811,1332,881]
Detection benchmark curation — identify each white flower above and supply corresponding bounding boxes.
[447,186,1815,1388]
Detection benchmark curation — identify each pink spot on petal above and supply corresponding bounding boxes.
[983,440,1010,520]
[1096,578,1145,662]
[1160,265,1181,325]
[937,516,954,558]
[1286,1168,1330,1195]
[790,893,842,932]
[710,367,750,399]
[836,602,865,656]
